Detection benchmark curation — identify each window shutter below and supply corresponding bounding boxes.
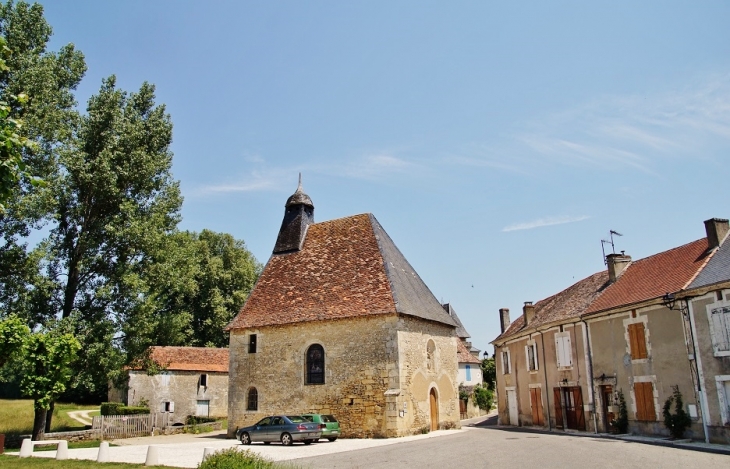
[169,401,175,413]
[710,307,730,352]
[555,336,562,368]
[629,323,648,359]
[525,345,530,370]
[563,335,572,366]
[533,345,539,371]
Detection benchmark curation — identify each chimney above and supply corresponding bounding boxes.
[523,301,535,326]
[499,308,511,333]
[704,218,729,250]
[607,252,631,283]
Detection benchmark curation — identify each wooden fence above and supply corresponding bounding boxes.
[92,413,170,439]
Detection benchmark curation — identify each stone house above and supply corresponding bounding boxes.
[443,303,484,418]
[115,346,229,424]
[679,219,730,444]
[225,181,460,438]
[492,218,727,440]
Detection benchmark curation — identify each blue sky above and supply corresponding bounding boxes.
[40,1,730,353]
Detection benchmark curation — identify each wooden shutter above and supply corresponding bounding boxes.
[556,334,572,367]
[634,382,655,421]
[628,323,648,359]
[553,388,563,429]
[573,387,586,430]
[530,388,544,426]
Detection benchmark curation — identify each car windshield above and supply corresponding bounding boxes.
[321,415,337,423]
[286,415,308,423]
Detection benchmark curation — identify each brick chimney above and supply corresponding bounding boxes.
[607,252,631,283]
[704,218,729,250]
[499,308,511,334]
[523,301,535,326]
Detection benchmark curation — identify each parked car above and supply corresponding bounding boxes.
[236,415,322,446]
[302,414,341,441]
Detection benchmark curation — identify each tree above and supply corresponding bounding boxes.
[0,313,29,367]
[480,354,496,391]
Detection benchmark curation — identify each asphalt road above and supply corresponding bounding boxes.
[291,425,730,469]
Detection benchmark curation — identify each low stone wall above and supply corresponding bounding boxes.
[156,420,223,435]
[4,429,99,449]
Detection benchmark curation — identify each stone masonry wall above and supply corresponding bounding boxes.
[228,314,400,438]
[127,370,228,424]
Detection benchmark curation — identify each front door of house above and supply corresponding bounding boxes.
[429,388,439,431]
[507,389,518,426]
[196,400,209,417]
[529,387,544,426]
[561,386,585,431]
[600,385,614,432]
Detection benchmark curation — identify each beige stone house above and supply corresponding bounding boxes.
[225,181,459,438]
[443,303,485,418]
[492,218,727,441]
[115,346,229,424]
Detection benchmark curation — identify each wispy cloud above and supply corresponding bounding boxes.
[503,215,590,232]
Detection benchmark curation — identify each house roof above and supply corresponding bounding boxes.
[492,271,609,343]
[140,347,229,373]
[442,303,470,339]
[226,213,457,330]
[585,238,710,315]
[457,340,482,364]
[687,236,730,290]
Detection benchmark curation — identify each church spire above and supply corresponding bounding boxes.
[273,175,314,253]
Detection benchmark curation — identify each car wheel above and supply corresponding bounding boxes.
[281,432,293,446]
[240,432,251,445]
[304,439,312,445]
[327,437,337,442]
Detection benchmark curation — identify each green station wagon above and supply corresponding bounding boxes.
[303,414,340,441]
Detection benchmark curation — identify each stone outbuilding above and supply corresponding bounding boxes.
[226,180,460,438]
[113,346,229,425]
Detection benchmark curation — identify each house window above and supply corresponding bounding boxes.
[249,334,257,353]
[501,350,511,375]
[247,387,258,411]
[466,365,472,381]
[708,305,730,355]
[526,342,539,371]
[634,381,656,421]
[200,374,208,387]
[306,344,325,384]
[162,401,175,413]
[160,372,170,387]
[628,322,648,359]
[555,332,573,368]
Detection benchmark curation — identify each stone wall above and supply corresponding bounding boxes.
[127,370,228,424]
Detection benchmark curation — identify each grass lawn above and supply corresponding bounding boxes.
[0,400,99,436]
[0,455,168,469]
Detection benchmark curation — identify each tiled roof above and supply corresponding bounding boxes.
[492,271,609,343]
[687,237,730,290]
[226,213,456,330]
[443,303,470,339]
[585,238,710,315]
[140,347,229,373]
[457,340,482,364]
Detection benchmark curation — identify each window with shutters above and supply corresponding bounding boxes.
[502,350,511,374]
[633,381,656,421]
[465,364,472,381]
[555,332,573,369]
[526,341,538,372]
[628,322,648,360]
[708,304,730,356]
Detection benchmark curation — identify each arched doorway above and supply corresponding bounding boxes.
[429,388,439,431]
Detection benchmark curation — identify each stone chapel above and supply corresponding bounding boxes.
[226,180,460,438]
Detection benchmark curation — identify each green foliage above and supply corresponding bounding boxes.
[663,385,692,439]
[480,355,495,390]
[100,402,149,416]
[0,314,29,367]
[611,389,629,434]
[473,383,494,411]
[197,447,282,469]
[186,415,218,425]
[458,384,470,401]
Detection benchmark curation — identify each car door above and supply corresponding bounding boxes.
[269,416,284,441]
[250,417,270,442]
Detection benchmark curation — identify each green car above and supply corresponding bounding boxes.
[303,414,340,441]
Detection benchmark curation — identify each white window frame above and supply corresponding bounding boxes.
[707,300,730,357]
[160,372,171,387]
[555,332,573,369]
[525,340,539,372]
[502,349,511,375]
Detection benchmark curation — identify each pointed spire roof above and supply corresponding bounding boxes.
[286,173,313,208]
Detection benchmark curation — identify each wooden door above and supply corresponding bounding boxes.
[572,387,586,430]
[601,385,614,432]
[530,388,544,426]
[559,386,585,430]
[553,388,563,429]
[429,388,439,431]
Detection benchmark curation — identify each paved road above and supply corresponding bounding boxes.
[292,425,730,469]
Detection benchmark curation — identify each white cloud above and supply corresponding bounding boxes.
[502,215,591,232]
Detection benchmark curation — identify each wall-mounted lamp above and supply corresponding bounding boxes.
[662,292,677,311]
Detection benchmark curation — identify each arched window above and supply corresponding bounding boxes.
[247,387,258,411]
[306,344,325,384]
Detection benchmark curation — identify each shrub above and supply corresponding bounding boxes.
[100,402,149,416]
[611,390,628,434]
[663,385,692,439]
[473,383,494,411]
[187,415,218,425]
[100,402,122,416]
[198,447,279,469]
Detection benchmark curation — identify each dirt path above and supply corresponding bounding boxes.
[67,409,95,426]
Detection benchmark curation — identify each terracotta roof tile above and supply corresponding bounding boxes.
[586,238,710,314]
[457,340,482,364]
[138,346,229,373]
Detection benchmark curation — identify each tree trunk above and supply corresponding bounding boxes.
[44,401,54,433]
[32,401,47,441]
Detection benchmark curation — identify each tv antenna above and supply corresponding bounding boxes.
[601,230,623,265]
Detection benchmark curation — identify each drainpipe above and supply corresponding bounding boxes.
[537,329,552,431]
[686,298,710,443]
[581,319,598,434]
